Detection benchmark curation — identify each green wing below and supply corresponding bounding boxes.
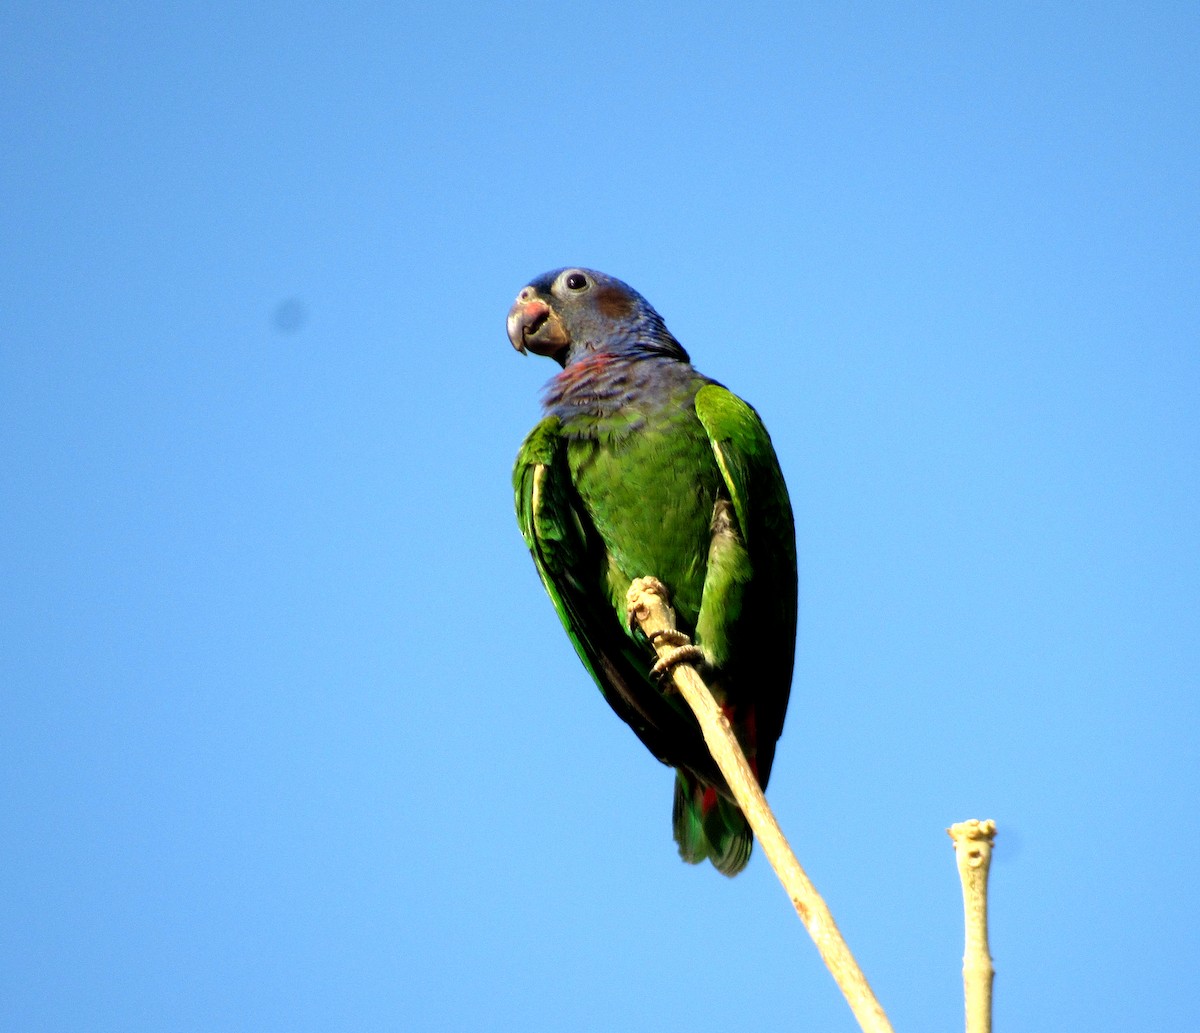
[513,416,723,784]
[694,383,797,784]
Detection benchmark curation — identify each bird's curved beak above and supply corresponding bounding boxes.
[507,292,570,357]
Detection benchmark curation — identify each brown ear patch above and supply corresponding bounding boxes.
[594,284,634,320]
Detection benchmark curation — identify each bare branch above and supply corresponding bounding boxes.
[626,576,894,1033]
[948,819,996,1033]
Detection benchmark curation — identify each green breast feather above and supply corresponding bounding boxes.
[513,384,796,795]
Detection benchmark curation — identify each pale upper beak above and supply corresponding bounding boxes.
[507,289,570,357]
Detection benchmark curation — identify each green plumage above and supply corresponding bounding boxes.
[509,268,797,876]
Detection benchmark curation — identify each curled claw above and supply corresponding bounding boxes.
[650,644,706,680]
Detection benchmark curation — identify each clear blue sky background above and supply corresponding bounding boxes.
[3,4,1197,1031]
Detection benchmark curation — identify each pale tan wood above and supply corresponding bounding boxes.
[948,820,997,1033]
[626,576,895,1033]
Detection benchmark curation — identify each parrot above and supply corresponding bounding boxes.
[509,267,797,876]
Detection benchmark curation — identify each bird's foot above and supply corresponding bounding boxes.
[625,576,705,681]
[650,642,706,680]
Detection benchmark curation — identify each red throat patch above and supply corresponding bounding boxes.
[553,350,615,388]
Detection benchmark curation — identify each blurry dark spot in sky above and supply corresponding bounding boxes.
[272,298,307,334]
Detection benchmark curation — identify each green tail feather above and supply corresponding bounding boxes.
[672,770,752,876]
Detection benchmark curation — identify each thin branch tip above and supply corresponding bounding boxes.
[948,818,997,845]
[949,819,996,1033]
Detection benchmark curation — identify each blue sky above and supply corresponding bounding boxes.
[3,3,1197,1030]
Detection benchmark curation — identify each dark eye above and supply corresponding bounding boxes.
[565,272,588,290]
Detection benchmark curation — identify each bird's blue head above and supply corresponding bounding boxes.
[506,268,689,367]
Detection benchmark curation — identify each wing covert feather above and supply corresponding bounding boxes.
[694,384,798,775]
